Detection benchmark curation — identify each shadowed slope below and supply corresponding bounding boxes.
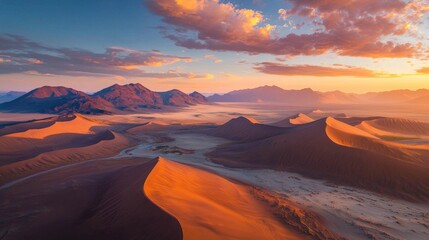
[0,114,110,164]
[0,158,182,240]
[209,117,429,201]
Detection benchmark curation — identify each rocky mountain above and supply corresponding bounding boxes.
[93,83,164,110]
[0,86,114,114]
[0,84,208,114]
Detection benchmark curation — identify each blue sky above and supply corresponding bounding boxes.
[0,0,428,93]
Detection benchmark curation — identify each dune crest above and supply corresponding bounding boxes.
[144,157,306,240]
[7,114,106,139]
[273,113,314,127]
[0,130,133,184]
[356,117,429,138]
[205,116,284,141]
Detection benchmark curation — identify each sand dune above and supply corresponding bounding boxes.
[356,117,429,138]
[126,120,173,134]
[144,157,308,240]
[7,114,106,139]
[0,158,182,240]
[0,117,57,136]
[272,113,314,127]
[0,130,132,184]
[307,109,347,119]
[209,117,429,201]
[0,114,113,164]
[204,116,286,141]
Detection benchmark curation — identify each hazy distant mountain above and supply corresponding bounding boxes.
[0,83,208,114]
[208,85,321,105]
[363,89,429,103]
[208,85,429,105]
[0,91,25,103]
[408,94,429,105]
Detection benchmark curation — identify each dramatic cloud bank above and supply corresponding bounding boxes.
[0,34,210,79]
[146,0,428,58]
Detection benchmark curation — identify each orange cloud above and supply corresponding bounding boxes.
[254,62,395,78]
[147,0,427,58]
[417,67,429,74]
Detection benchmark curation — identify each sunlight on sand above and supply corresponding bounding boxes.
[144,158,305,240]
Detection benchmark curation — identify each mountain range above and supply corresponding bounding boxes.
[0,83,208,114]
[0,91,26,104]
[207,85,429,105]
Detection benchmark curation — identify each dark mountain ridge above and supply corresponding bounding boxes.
[0,84,208,114]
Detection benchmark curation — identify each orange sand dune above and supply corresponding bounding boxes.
[144,158,307,240]
[272,113,314,127]
[7,114,106,139]
[307,109,346,119]
[0,117,57,136]
[0,158,182,240]
[356,117,429,138]
[209,117,429,201]
[0,114,112,164]
[204,116,286,141]
[0,130,133,184]
[325,117,425,161]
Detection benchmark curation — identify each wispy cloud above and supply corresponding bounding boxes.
[254,62,398,78]
[0,34,209,79]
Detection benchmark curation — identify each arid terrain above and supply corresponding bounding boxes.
[1,101,429,240]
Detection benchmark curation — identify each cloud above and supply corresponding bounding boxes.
[146,0,428,58]
[254,62,396,78]
[417,67,429,74]
[0,34,209,79]
[203,54,222,63]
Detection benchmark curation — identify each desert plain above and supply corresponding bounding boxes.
[1,101,429,240]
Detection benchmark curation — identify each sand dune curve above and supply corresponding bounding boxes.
[356,117,429,138]
[144,157,308,240]
[272,113,314,127]
[204,116,286,141]
[0,158,182,240]
[209,117,429,201]
[0,130,133,185]
[7,114,106,139]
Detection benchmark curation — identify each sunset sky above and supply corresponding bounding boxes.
[0,0,428,94]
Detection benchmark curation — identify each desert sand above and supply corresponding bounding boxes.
[1,103,429,240]
[208,116,429,201]
[0,158,182,240]
[272,113,315,127]
[144,157,309,240]
[0,114,134,184]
